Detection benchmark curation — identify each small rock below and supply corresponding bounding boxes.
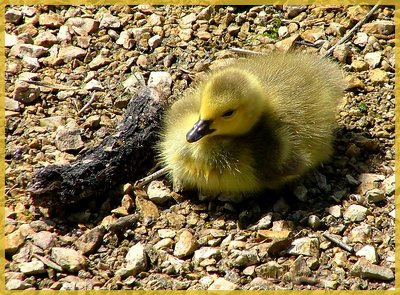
[84,79,104,91]
[39,13,63,28]
[148,71,172,96]
[193,247,220,263]
[99,13,121,29]
[65,17,99,36]
[382,175,395,196]
[362,20,394,35]
[275,33,299,52]
[116,31,135,49]
[255,261,284,279]
[197,31,212,40]
[5,9,23,24]
[5,33,18,48]
[198,6,214,20]
[147,181,172,204]
[57,25,72,43]
[327,205,342,218]
[5,98,20,111]
[208,277,238,290]
[174,229,199,258]
[89,55,112,70]
[301,27,325,43]
[346,174,360,185]
[10,44,48,58]
[34,31,58,47]
[351,60,369,72]
[348,224,372,243]
[135,195,159,226]
[232,249,259,267]
[179,28,193,42]
[125,242,148,275]
[5,229,25,255]
[356,245,378,264]
[333,251,347,267]
[58,46,86,62]
[351,258,394,281]
[277,26,288,38]
[327,22,346,36]
[293,185,308,202]
[12,80,40,104]
[158,229,176,239]
[333,43,350,63]
[307,215,321,230]
[370,69,389,85]
[51,247,87,273]
[22,56,40,70]
[343,204,368,222]
[148,35,162,50]
[364,52,381,69]
[347,6,368,22]
[147,14,164,26]
[6,279,32,290]
[345,75,365,89]
[74,226,106,255]
[365,188,385,203]
[55,126,84,152]
[353,32,369,47]
[40,116,66,128]
[287,237,320,257]
[180,13,197,27]
[18,260,46,275]
[284,5,307,18]
[31,231,55,249]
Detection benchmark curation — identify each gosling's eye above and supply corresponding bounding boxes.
[222,110,234,117]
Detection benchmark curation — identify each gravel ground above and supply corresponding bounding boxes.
[5,5,395,290]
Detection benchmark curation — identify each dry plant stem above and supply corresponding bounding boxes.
[229,47,266,56]
[323,4,380,58]
[78,92,98,114]
[323,232,354,253]
[134,167,169,188]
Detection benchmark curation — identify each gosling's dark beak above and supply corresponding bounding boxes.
[186,119,215,143]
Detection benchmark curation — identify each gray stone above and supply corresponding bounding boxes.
[287,237,320,256]
[343,204,368,222]
[10,44,48,58]
[74,226,106,255]
[148,35,162,50]
[193,247,220,263]
[31,231,55,249]
[365,188,385,203]
[327,205,342,218]
[148,71,172,96]
[51,247,87,273]
[125,242,148,275]
[174,229,199,258]
[356,245,378,264]
[55,126,84,152]
[18,260,46,275]
[351,258,394,281]
[147,180,172,204]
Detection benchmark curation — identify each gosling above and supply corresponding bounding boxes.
[158,52,345,200]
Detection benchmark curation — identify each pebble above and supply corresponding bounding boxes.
[365,188,385,203]
[180,13,197,27]
[353,32,368,47]
[51,247,87,273]
[208,277,238,290]
[364,52,381,69]
[5,98,20,111]
[327,205,342,218]
[18,260,46,275]
[293,185,308,202]
[74,226,106,255]
[124,242,148,275]
[345,75,365,89]
[22,56,40,70]
[275,33,299,52]
[255,261,284,279]
[5,229,25,255]
[154,238,174,250]
[382,175,395,196]
[5,9,23,24]
[65,17,99,36]
[307,215,321,230]
[39,116,66,129]
[148,71,172,96]
[287,237,320,257]
[55,126,84,152]
[179,28,193,42]
[348,224,372,243]
[333,44,350,63]
[147,180,172,204]
[148,35,162,50]
[356,245,378,264]
[57,25,72,43]
[34,31,58,47]
[84,79,104,91]
[301,27,325,43]
[343,204,368,222]
[6,279,32,290]
[5,33,18,48]
[31,231,55,249]
[173,229,199,258]
[232,249,259,267]
[351,60,369,71]
[10,43,48,58]
[58,46,86,62]
[116,31,135,49]
[135,195,159,226]
[351,258,394,281]
[89,55,112,70]
[362,20,395,35]
[99,13,121,29]
[370,69,389,85]
[39,13,63,28]
[193,247,220,263]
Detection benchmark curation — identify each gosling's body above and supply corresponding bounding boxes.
[159,53,345,197]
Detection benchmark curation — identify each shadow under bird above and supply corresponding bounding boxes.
[158,52,346,201]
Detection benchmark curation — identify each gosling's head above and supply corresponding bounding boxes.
[186,67,265,143]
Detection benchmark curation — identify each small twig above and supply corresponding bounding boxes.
[134,167,169,188]
[323,4,380,58]
[77,92,98,115]
[5,183,18,196]
[322,232,353,253]
[229,47,266,56]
